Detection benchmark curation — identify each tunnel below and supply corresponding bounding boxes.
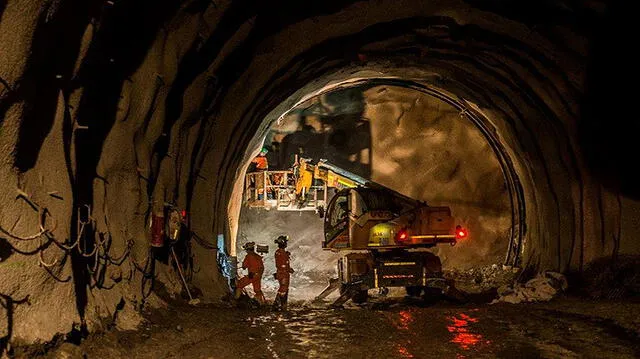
[0,0,639,357]
[236,81,517,301]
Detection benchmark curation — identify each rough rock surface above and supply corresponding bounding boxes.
[445,264,521,295]
[0,0,638,348]
[492,271,568,304]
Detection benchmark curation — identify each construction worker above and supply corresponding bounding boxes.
[294,158,313,207]
[235,242,266,304]
[251,147,269,171]
[273,235,294,310]
[250,147,269,200]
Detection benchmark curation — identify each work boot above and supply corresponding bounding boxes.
[272,294,283,311]
[255,292,266,306]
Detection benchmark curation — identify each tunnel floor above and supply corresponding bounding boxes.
[30,297,640,359]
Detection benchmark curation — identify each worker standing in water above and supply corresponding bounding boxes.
[235,242,266,305]
[273,235,294,311]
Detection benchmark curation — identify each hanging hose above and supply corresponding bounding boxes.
[1,187,156,299]
[1,190,138,289]
[1,205,57,241]
[132,249,156,301]
[140,252,155,300]
[38,236,59,268]
[78,229,108,258]
[0,224,49,241]
[103,235,133,265]
[2,192,63,272]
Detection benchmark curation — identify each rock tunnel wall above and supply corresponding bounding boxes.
[0,0,637,346]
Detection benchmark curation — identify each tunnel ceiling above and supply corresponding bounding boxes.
[1,0,638,345]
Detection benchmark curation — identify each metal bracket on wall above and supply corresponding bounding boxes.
[74,122,89,131]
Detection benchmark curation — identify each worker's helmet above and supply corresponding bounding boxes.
[260,147,269,154]
[242,241,256,251]
[274,235,289,246]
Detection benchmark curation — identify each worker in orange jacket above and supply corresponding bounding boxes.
[250,147,270,200]
[235,242,266,304]
[273,235,294,310]
[251,147,269,171]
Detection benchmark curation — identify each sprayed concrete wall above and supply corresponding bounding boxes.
[0,0,638,348]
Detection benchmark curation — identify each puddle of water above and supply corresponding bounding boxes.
[385,309,417,358]
[248,309,352,358]
[396,344,415,358]
[446,312,490,351]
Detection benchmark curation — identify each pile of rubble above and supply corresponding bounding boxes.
[491,271,568,304]
[445,265,570,304]
[444,264,521,294]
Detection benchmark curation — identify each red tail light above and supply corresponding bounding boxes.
[395,229,409,243]
[455,225,468,239]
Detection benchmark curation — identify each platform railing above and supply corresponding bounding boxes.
[245,170,327,211]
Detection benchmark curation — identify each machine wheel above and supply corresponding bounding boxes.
[405,286,423,297]
[422,287,443,306]
[352,289,368,304]
[443,282,468,303]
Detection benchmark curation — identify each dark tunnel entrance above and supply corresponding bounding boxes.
[233,79,525,301]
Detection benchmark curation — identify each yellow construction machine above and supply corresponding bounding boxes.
[316,185,467,305]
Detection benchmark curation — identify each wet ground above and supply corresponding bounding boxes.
[33,295,640,359]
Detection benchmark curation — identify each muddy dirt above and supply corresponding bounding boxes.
[20,295,639,359]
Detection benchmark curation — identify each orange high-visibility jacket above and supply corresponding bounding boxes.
[242,252,264,275]
[252,156,268,170]
[275,248,291,274]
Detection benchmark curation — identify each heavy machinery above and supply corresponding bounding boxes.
[316,185,467,305]
[244,157,467,305]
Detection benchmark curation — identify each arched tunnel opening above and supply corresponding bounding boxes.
[235,81,521,302]
[1,1,639,357]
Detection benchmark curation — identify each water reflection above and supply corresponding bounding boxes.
[398,310,414,331]
[250,309,350,358]
[446,312,486,351]
[387,310,416,358]
[396,344,415,358]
